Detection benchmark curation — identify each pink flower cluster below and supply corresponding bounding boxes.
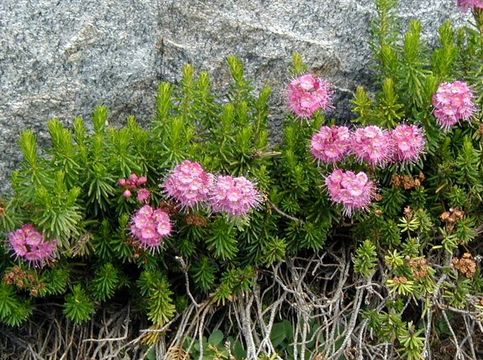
[390,124,426,163]
[432,81,476,130]
[119,173,151,203]
[9,224,57,267]
[130,205,172,249]
[164,160,213,208]
[457,0,483,10]
[163,160,262,217]
[352,126,392,167]
[311,124,426,216]
[325,170,375,216]
[288,74,333,118]
[311,125,351,164]
[209,176,262,216]
[311,124,425,166]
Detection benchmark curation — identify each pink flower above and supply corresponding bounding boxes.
[351,126,393,167]
[391,124,426,163]
[163,160,213,208]
[123,189,132,198]
[433,81,476,130]
[209,175,262,216]
[137,188,151,203]
[130,205,172,249]
[9,224,57,267]
[457,0,483,10]
[288,74,333,118]
[311,125,351,164]
[325,169,375,216]
[119,174,148,189]
[128,173,139,184]
[137,176,148,186]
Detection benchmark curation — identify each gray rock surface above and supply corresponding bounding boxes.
[0,0,466,194]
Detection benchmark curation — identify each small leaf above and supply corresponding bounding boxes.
[145,347,157,360]
[208,329,224,346]
[270,321,289,346]
[232,340,247,359]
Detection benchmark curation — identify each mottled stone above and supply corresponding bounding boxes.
[0,0,467,193]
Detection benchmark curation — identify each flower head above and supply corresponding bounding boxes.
[137,176,148,186]
[163,160,213,208]
[119,173,148,189]
[128,173,139,184]
[9,224,57,267]
[311,125,351,164]
[325,169,376,216]
[391,124,425,163]
[209,175,262,216]
[351,126,393,167]
[432,81,476,130]
[130,205,172,249]
[288,74,333,118]
[457,0,483,10]
[137,188,151,203]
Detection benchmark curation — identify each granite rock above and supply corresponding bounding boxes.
[0,0,466,193]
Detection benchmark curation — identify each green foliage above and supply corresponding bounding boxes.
[262,237,287,266]
[91,263,120,302]
[43,266,70,295]
[432,21,457,81]
[0,283,32,326]
[0,2,482,360]
[354,240,378,277]
[213,266,256,305]
[138,270,176,326]
[0,54,280,329]
[182,329,247,360]
[270,320,293,348]
[354,2,483,359]
[63,284,95,324]
[206,217,238,260]
[291,52,308,76]
[191,256,217,292]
